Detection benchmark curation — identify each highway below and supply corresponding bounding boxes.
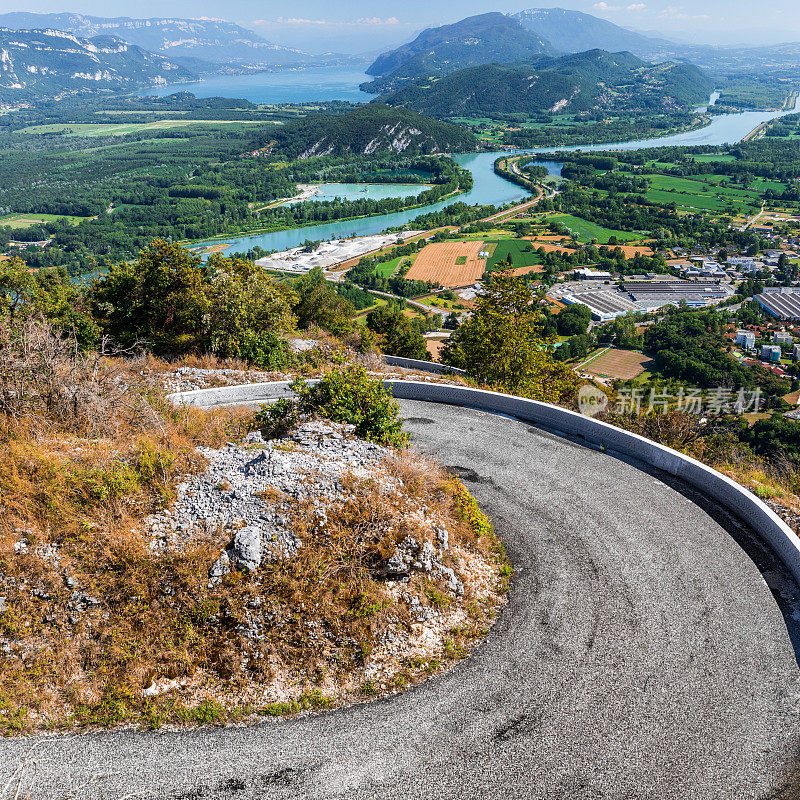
[2,400,799,799]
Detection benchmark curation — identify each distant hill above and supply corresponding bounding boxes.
[363,13,556,93]
[0,27,194,101]
[510,8,800,76]
[270,104,478,159]
[380,49,714,118]
[511,8,673,59]
[0,13,307,68]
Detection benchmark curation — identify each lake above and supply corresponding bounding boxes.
[284,183,432,205]
[137,68,371,105]
[205,151,530,256]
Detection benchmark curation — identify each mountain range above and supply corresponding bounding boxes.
[2,7,798,105]
[363,13,555,93]
[378,49,714,117]
[0,27,193,101]
[0,13,308,70]
[511,8,675,60]
[366,7,800,83]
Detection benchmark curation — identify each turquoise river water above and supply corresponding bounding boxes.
[187,81,798,256]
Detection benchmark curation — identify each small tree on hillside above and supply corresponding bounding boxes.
[92,239,209,353]
[292,267,354,337]
[441,263,577,402]
[206,255,297,368]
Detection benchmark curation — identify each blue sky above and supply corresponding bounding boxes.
[5,1,800,52]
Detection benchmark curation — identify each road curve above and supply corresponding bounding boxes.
[2,401,800,799]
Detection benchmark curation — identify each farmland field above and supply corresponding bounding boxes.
[375,255,409,278]
[642,174,764,213]
[581,348,653,380]
[0,212,88,228]
[405,241,487,287]
[691,154,738,163]
[18,120,270,137]
[548,214,642,244]
[485,238,543,273]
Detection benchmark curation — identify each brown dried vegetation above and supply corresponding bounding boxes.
[0,321,507,734]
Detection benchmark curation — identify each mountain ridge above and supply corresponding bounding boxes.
[269,104,478,158]
[378,48,714,118]
[363,12,556,93]
[0,13,308,68]
[511,8,675,59]
[0,26,194,101]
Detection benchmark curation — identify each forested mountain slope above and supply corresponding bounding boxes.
[270,104,478,158]
[381,49,713,117]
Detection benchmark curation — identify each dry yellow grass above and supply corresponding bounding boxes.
[0,325,507,734]
[582,348,652,380]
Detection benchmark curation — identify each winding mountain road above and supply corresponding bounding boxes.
[3,401,800,799]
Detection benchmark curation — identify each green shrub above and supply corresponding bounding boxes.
[236,330,293,371]
[257,365,407,447]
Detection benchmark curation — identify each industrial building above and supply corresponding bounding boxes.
[621,280,731,307]
[756,289,800,321]
[572,268,613,280]
[557,279,732,321]
[560,290,638,321]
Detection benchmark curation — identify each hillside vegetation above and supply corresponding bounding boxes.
[381,49,713,117]
[272,104,478,158]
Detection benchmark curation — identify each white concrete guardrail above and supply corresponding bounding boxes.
[381,355,466,375]
[170,379,800,588]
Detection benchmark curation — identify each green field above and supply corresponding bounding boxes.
[485,238,543,271]
[374,254,412,278]
[0,212,89,228]
[548,214,642,244]
[19,120,274,137]
[416,292,466,310]
[692,154,738,163]
[642,174,764,213]
[751,177,789,194]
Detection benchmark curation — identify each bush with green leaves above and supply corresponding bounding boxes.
[257,365,407,447]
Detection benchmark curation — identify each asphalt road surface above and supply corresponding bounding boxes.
[3,401,800,800]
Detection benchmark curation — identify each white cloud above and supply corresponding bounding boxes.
[593,1,646,11]
[254,16,402,28]
[659,5,710,20]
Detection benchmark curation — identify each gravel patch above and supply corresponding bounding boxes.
[147,421,390,570]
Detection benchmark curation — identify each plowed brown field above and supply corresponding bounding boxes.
[405,241,487,287]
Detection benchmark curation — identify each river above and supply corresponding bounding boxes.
[527,94,800,156]
[206,151,531,256]
[189,79,799,256]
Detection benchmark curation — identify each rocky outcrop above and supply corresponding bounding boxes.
[146,420,392,577]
